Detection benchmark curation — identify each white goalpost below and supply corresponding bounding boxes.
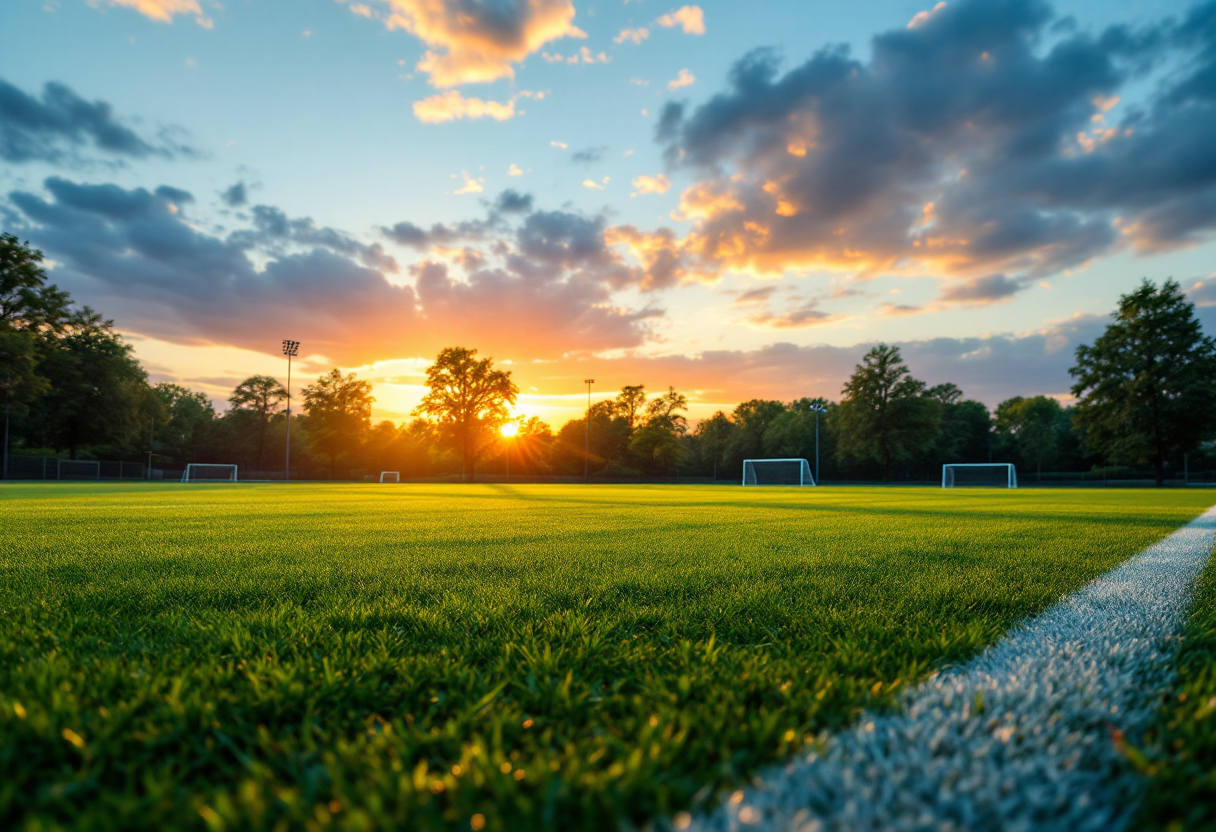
[942,463,1018,489]
[57,459,100,480]
[742,458,816,486]
[379,471,400,483]
[181,464,239,483]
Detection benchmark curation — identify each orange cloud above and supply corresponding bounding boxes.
[631,174,671,196]
[96,0,211,26]
[657,6,706,35]
[412,90,518,123]
[368,0,586,87]
[667,68,696,90]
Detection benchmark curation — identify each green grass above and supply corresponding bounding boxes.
[1133,544,1216,831]
[0,484,1210,832]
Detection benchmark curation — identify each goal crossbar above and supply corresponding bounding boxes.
[181,463,239,483]
[742,458,816,487]
[379,471,401,483]
[942,463,1017,489]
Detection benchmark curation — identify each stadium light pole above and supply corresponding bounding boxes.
[583,379,595,482]
[810,403,827,484]
[282,340,299,482]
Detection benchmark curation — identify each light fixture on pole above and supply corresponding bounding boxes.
[282,339,299,482]
[810,403,827,484]
[583,379,595,482]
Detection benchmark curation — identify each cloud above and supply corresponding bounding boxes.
[657,6,706,35]
[649,0,1216,284]
[7,176,661,364]
[364,0,586,87]
[412,90,518,123]
[571,146,608,165]
[0,77,198,165]
[615,27,650,45]
[1191,275,1216,307]
[508,163,524,176]
[220,181,248,208]
[94,0,211,26]
[541,46,610,64]
[938,273,1029,305]
[631,174,672,196]
[494,189,534,214]
[667,68,696,90]
[550,140,568,149]
[453,173,485,194]
[572,315,1111,410]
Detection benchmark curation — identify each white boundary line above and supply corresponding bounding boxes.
[684,505,1216,832]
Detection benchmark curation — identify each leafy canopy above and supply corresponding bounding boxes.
[1070,279,1216,484]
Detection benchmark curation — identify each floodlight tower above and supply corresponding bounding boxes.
[810,403,828,484]
[583,379,595,482]
[282,339,300,481]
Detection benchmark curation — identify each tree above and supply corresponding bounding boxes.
[724,399,787,472]
[414,347,518,482]
[614,385,647,430]
[692,411,735,479]
[996,395,1062,481]
[1,234,68,474]
[30,309,149,459]
[153,383,217,467]
[303,368,374,478]
[228,375,287,471]
[836,344,941,481]
[0,233,68,330]
[1071,280,1216,486]
[643,386,689,434]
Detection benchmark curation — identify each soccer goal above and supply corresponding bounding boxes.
[181,464,238,483]
[380,471,401,483]
[57,459,100,480]
[942,463,1017,488]
[742,458,816,486]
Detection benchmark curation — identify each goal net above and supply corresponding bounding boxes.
[380,471,400,483]
[942,463,1017,488]
[57,460,100,480]
[181,463,238,483]
[742,458,816,486]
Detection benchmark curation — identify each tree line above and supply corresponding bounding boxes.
[3,233,1215,484]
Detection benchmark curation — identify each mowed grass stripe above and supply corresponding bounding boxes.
[0,484,1210,831]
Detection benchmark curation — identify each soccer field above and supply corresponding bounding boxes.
[1,483,1212,831]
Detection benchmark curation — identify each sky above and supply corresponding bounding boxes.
[3,0,1216,427]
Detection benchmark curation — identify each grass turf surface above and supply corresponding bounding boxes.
[1134,539,1216,830]
[0,483,1211,831]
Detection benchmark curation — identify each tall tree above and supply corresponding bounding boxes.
[30,309,149,459]
[1071,280,1216,486]
[643,386,689,434]
[1,234,67,472]
[614,385,647,430]
[228,375,287,471]
[995,395,1062,481]
[152,383,217,467]
[836,344,941,481]
[692,411,735,479]
[414,347,517,482]
[303,368,374,478]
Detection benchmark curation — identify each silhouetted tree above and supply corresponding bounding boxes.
[303,368,374,478]
[228,375,287,471]
[614,385,647,430]
[1071,280,1216,486]
[836,344,941,481]
[414,347,517,482]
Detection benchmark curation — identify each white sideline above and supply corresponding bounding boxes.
[683,505,1216,832]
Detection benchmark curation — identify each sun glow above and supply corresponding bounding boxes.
[500,422,519,437]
